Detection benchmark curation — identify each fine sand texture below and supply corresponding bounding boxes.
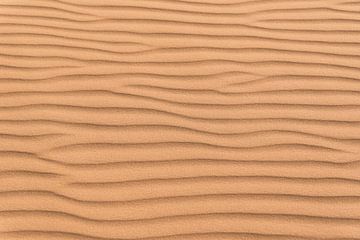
[1,0,360,239]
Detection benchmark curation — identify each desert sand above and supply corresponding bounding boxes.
[0,0,360,239]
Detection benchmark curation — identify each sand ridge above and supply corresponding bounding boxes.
[0,0,360,239]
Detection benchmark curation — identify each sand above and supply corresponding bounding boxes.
[0,0,360,239]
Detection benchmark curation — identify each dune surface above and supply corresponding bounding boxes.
[1,0,360,239]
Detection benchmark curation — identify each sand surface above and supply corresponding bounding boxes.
[1,0,360,239]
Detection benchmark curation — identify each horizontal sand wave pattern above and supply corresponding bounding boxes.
[1,0,360,239]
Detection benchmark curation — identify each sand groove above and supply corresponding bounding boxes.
[0,0,360,239]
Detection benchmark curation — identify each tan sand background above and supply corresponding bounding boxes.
[1,0,360,239]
